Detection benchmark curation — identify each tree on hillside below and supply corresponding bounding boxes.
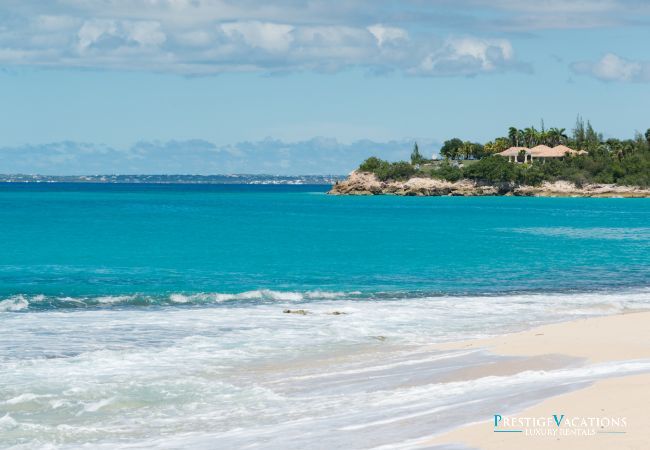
[547,127,568,146]
[508,127,519,146]
[410,142,423,165]
[585,121,596,142]
[585,121,601,150]
[460,141,484,159]
[440,138,464,160]
[523,127,538,147]
[645,129,650,147]
[483,138,508,155]
[517,129,525,147]
[460,141,473,160]
[573,115,586,149]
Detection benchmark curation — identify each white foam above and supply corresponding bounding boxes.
[0,414,18,430]
[169,293,193,303]
[2,288,650,449]
[275,349,481,382]
[0,295,29,312]
[96,295,136,304]
[4,393,40,405]
[304,290,347,299]
[168,289,348,303]
[82,397,116,413]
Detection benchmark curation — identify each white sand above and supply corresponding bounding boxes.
[425,312,650,449]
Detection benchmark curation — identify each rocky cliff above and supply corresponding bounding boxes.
[328,171,650,198]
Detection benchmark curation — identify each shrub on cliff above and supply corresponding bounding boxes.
[358,157,416,181]
[429,161,463,182]
[515,165,545,186]
[375,161,416,181]
[359,157,385,172]
[463,156,516,183]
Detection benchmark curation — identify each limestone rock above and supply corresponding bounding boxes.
[328,171,650,198]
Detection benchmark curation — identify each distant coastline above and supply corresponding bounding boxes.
[331,119,650,197]
[0,174,344,185]
[329,171,650,197]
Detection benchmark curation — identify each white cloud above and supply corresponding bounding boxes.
[0,1,534,75]
[220,21,294,53]
[413,37,518,76]
[77,20,118,51]
[367,24,408,47]
[448,37,513,70]
[0,138,438,175]
[77,19,166,52]
[571,53,650,83]
[123,21,167,46]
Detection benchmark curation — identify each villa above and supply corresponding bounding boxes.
[498,144,587,163]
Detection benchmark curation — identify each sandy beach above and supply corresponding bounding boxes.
[425,311,650,449]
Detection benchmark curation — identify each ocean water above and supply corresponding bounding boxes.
[1,183,650,449]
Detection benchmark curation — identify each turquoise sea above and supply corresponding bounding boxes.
[2,184,650,449]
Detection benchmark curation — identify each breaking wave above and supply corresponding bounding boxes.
[0,295,31,312]
[0,290,353,311]
[2,287,650,313]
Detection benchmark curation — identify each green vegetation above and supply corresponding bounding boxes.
[410,142,424,165]
[439,138,485,160]
[359,157,415,181]
[504,123,569,148]
[428,161,462,182]
[358,119,650,187]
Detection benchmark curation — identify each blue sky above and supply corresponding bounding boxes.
[1,0,650,174]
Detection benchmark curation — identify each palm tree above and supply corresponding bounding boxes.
[523,127,538,147]
[547,128,568,146]
[461,141,473,160]
[508,127,519,146]
[538,129,549,146]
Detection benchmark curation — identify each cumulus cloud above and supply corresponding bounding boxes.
[77,19,166,52]
[571,53,650,83]
[7,0,645,75]
[0,138,439,175]
[220,21,294,53]
[412,37,522,76]
[0,1,531,75]
[367,24,408,47]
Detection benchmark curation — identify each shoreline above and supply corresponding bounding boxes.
[329,171,650,197]
[422,311,650,449]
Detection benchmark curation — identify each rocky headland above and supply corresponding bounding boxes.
[328,171,650,198]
